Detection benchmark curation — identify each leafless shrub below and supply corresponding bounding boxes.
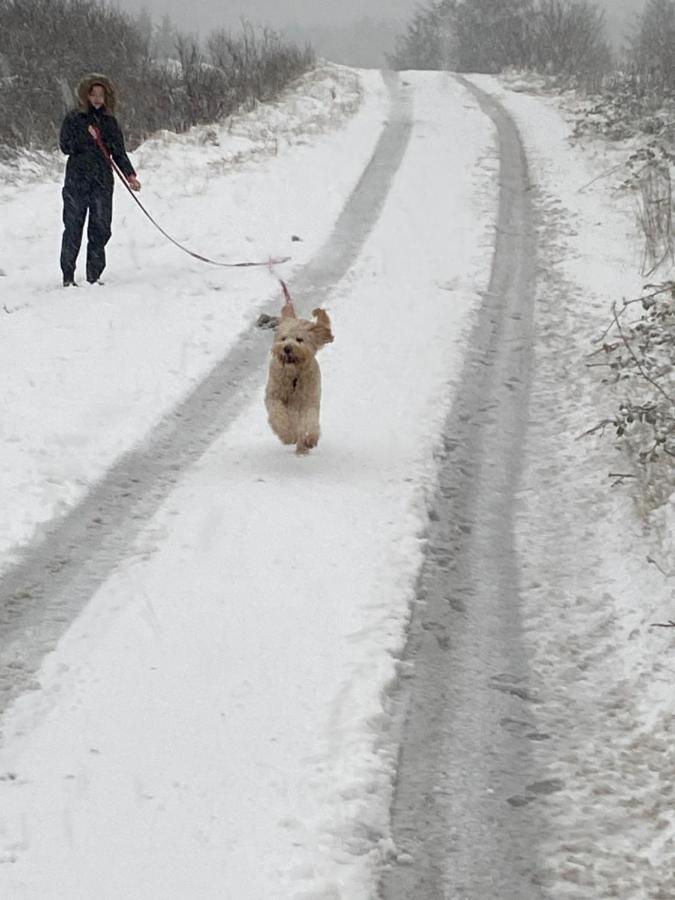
[571,73,670,143]
[583,283,675,504]
[530,0,612,84]
[387,1,457,70]
[452,0,536,74]
[174,35,228,129]
[0,0,315,152]
[634,161,674,275]
[207,21,314,116]
[0,0,150,146]
[573,120,675,278]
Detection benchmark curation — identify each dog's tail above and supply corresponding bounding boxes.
[280,279,296,318]
[256,278,295,330]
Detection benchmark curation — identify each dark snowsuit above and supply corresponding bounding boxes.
[59,75,136,284]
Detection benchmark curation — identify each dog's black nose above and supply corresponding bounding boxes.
[284,344,294,355]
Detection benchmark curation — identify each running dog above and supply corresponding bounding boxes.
[263,302,334,455]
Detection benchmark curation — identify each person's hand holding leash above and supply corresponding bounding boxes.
[87,124,140,190]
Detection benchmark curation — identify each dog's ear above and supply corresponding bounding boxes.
[310,308,334,347]
[281,300,297,319]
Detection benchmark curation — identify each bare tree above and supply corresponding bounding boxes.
[630,0,675,92]
[387,1,457,71]
[174,34,228,128]
[453,0,535,73]
[531,0,613,80]
[208,21,313,112]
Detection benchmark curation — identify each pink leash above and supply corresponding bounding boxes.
[91,128,290,269]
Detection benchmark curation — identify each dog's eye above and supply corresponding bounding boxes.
[296,337,304,343]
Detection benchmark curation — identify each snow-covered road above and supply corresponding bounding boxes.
[1,64,674,899]
[475,74,675,899]
[0,69,497,897]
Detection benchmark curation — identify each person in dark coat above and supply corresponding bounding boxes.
[59,73,141,286]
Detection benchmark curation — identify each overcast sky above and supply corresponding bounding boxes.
[111,0,647,57]
[114,0,421,33]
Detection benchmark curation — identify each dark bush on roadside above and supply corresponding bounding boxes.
[0,0,315,150]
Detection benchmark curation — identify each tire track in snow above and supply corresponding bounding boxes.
[0,73,412,718]
[380,77,546,898]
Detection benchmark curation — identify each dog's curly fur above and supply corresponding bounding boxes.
[264,304,334,455]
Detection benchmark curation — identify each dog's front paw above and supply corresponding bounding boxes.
[296,431,319,455]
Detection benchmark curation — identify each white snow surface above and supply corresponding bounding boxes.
[470,74,675,898]
[0,63,673,899]
[0,66,498,898]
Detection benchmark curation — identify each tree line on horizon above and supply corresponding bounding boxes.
[389,0,675,96]
[0,0,315,152]
[4,0,675,155]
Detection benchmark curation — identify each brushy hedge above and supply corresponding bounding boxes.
[0,0,315,152]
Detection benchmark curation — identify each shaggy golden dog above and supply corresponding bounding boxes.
[264,302,334,455]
